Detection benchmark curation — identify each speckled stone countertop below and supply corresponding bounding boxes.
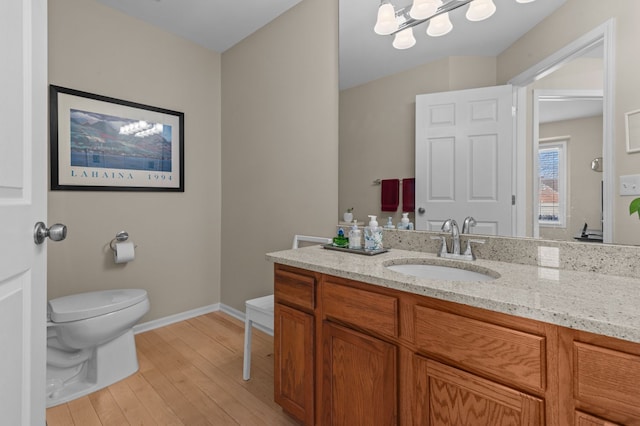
[266,245,640,344]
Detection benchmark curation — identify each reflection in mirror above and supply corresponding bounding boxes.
[535,91,604,243]
[339,0,640,245]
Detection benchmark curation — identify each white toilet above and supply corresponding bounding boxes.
[46,289,150,407]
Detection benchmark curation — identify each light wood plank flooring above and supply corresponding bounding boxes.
[46,311,299,425]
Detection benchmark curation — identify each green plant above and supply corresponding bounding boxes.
[630,198,640,218]
[346,207,354,213]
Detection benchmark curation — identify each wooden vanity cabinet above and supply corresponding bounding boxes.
[559,328,640,426]
[414,356,544,425]
[274,265,318,425]
[273,264,640,425]
[321,321,397,425]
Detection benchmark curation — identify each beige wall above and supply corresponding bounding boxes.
[48,0,222,321]
[539,116,603,241]
[339,57,496,225]
[220,0,339,312]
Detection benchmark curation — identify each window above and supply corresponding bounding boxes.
[538,140,567,227]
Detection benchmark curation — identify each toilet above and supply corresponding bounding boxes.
[46,289,150,407]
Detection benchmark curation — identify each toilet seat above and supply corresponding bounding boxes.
[48,289,148,323]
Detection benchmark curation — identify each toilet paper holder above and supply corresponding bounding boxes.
[109,231,131,251]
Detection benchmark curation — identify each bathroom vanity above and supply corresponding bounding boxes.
[267,242,640,425]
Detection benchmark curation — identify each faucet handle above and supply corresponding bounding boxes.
[430,236,448,256]
[463,238,485,260]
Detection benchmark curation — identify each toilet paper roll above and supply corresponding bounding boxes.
[114,241,135,264]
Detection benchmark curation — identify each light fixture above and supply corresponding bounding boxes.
[409,0,440,20]
[374,0,398,35]
[375,0,536,50]
[466,0,496,22]
[426,12,452,37]
[393,27,417,49]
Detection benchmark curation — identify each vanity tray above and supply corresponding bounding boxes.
[322,244,388,256]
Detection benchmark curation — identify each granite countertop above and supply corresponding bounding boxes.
[266,246,640,344]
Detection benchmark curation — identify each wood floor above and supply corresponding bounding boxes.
[46,311,299,425]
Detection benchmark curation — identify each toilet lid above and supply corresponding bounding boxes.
[48,289,148,323]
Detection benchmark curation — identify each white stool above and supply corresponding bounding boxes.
[242,234,331,381]
[243,294,274,381]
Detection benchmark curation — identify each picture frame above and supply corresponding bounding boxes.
[625,108,640,154]
[49,85,184,191]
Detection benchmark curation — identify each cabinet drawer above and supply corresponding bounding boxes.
[322,280,398,339]
[574,342,640,418]
[415,305,545,392]
[274,266,316,311]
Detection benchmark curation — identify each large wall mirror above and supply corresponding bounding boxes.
[339,0,640,245]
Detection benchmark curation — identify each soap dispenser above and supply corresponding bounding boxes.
[397,212,411,230]
[348,220,362,249]
[384,217,395,229]
[364,215,383,251]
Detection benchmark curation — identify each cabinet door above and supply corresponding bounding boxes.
[575,411,621,426]
[274,303,314,425]
[322,321,397,425]
[414,356,543,425]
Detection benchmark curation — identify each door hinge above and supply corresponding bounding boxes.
[512,195,516,205]
[511,105,517,116]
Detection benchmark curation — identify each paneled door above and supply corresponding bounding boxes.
[0,0,48,424]
[415,85,514,236]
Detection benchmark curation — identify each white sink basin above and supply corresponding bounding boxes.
[386,263,497,282]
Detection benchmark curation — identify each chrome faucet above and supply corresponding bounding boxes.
[461,216,476,234]
[441,219,460,255]
[430,218,484,261]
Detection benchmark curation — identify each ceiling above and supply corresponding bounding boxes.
[340,0,567,89]
[95,0,304,53]
[96,0,567,90]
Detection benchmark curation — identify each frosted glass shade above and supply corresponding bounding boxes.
[516,0,536,3]
[392,28,416,49]
[427,12,452,37]
[374,3,398,35]
[409,0,440,20]
[466,0,496,22]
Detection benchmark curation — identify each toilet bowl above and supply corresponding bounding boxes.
[46,289,149,407]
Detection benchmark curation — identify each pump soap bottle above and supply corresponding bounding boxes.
[364,215,383,251]
[348,220,362,249]
[397,212,412,230]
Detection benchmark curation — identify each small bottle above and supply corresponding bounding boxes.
[364,215,383,251]
[348,220,362,249]
[332,227,349,248]
[397,212,410,230]
[384,217,395,229]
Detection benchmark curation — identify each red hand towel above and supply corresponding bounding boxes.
[381,179,400,212]
[402,178,415,212]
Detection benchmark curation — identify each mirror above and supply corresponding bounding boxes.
[340,0,640,244]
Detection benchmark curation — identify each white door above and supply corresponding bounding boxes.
[415,85,514,235]
[0,0,49,424]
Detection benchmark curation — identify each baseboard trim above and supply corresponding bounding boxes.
[133,303,220,334]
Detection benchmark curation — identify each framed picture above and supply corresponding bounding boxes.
[50,85,184,191]
[625,109,640,154]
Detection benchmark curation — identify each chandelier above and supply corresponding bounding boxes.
[374,0,537,50]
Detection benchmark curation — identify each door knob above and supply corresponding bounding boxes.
[34,222,67,245]
[418,207,426,214]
